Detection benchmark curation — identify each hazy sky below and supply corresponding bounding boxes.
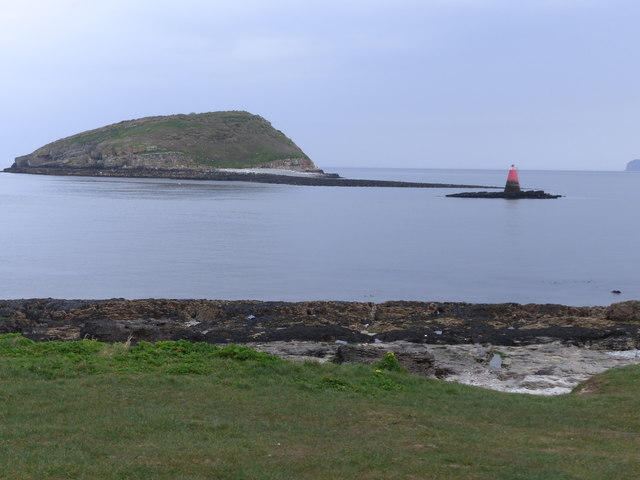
[1,0,638,171]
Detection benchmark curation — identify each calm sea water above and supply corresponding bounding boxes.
[1,168,638,306]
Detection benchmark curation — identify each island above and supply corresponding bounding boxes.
[3,111,494,189]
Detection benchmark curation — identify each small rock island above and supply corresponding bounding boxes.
[3,111,490,189]
[447,165,562,199]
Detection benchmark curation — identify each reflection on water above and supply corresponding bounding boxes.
[0,169,638,305]
[503,198,522,237]
[46,176,276,200]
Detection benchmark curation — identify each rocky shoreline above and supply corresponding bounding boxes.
[3,298,640,348]
[2,298,640,395]
[3,166,497,189]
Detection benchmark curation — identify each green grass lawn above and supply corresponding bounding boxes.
[1,334,639,479]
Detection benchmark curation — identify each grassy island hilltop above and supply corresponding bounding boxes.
[10,111,318,172]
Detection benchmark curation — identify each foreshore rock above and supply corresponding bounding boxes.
[2,299,640,348]
[249,340,640,395]
[446,190,562,199]
[2,298,640,394]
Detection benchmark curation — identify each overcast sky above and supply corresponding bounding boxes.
[1,0,638,171]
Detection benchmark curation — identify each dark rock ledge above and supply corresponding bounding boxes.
[447,190,562,199]
[2,166,497,189]
[1,298,638,350]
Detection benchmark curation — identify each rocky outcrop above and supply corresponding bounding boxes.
[447,190,562,199]
[2,299,640,350]
[334,343,437,376]
[606,300,640,323]
[250,340,640,395]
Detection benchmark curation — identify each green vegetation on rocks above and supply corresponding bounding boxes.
[11,111,317,171]
[374,351,408,373]
[2,334,640,479]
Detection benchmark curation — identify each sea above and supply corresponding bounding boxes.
[1,168,638,306]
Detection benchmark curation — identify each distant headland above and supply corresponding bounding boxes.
[3,111,493,189]
[625,159,640,172]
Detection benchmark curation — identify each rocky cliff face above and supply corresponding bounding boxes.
[10,111,318,172]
